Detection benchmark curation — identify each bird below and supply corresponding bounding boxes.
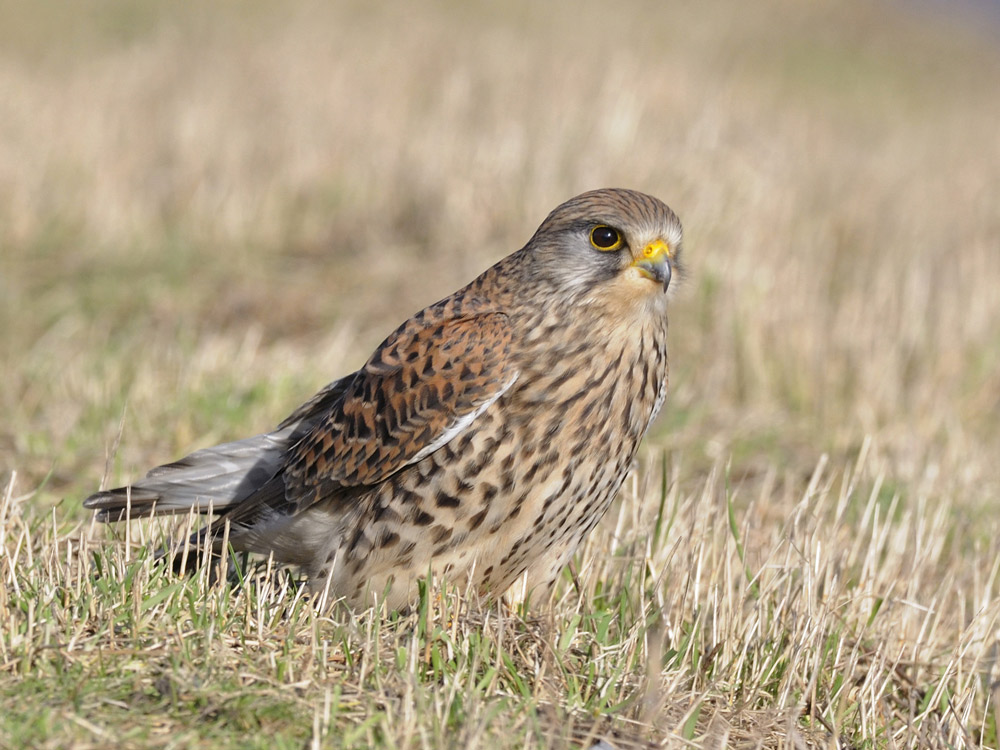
[84,188,683,610]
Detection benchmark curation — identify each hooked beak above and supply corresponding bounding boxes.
[631,239,673,292]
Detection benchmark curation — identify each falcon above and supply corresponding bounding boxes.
[85,188,684,609]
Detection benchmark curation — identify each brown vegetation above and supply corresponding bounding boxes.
[2,0,999,746]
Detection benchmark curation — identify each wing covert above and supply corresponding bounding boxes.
[283,310,516,509]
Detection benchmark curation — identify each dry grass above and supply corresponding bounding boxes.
[2,0,999,747]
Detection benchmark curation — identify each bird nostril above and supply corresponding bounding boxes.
[643,241,669,259]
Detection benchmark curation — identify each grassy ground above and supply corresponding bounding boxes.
[3,0,1000,747]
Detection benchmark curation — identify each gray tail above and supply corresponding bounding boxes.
[84,375,353,523]
[83,428,295,522]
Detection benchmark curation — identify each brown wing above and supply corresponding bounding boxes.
[279,309,516,511]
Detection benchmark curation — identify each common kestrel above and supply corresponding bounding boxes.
[85,188,683,609]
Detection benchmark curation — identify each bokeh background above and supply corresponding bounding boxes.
[3,0,998,517]
[3,0,1000,746]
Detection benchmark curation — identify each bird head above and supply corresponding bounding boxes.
[522,188,684,311]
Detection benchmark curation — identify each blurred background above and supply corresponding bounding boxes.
[2,0,998,523]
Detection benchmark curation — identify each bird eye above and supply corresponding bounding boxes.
[590,225,623,251]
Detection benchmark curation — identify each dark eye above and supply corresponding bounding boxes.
[590,225,623,251]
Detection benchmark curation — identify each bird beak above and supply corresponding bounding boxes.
[631,240,673,291]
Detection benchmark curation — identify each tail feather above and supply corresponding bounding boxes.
[84,428,295,521]
[84,375,354,523]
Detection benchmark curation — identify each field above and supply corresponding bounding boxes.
[2,0,1000,747]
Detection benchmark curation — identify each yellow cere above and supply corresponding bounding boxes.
[642,240,671,259]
